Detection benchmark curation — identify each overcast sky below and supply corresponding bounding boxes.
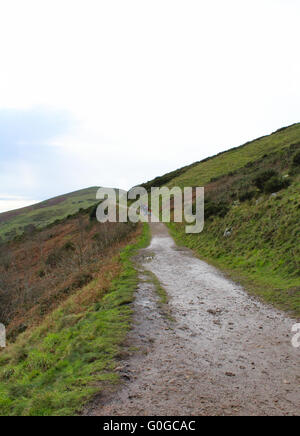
[0,0,299,212]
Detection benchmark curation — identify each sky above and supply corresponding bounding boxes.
[0,0,299,213]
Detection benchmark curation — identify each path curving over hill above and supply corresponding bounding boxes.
[87,223,300,416]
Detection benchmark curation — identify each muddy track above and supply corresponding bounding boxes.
[86,223,300,416]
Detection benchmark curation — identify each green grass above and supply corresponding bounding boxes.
[158,124,300,317]
[142,269,174,323]
[0,187,100,241]
[168,123,300,188]
[0,223,150,416]
[144,270,169,305]
[168,174,300,316]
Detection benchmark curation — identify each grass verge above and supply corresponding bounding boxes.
[0,223,150,416]
[144,270,168,305]
[143,269,174,322]
[168,219,300,319]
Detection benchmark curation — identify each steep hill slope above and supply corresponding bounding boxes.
[142,123,300,190]
[0,187,100,241]
[142,123,300,316]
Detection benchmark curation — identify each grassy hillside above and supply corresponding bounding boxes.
[141,123,300,191]
[0,187,100,241]
[145,123,300,316]
[168,123,300,188]
[0,199,150,415]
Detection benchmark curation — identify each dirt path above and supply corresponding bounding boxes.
[87,223,300,416]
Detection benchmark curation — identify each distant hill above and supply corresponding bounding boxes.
[0,187,100,241]
[0,191,142,416]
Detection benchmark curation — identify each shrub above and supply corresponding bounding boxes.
[204,199,230,219]
[0,251,12,271]
[253,169,278,191]
[264,176,290,194]
[62,241,75,252]
[38,269,46,278]
[238,190,256,202]
[23,224,37,235]
[8,324,28,342]
[89,202,102,221]
[293,151,300,166]
[45,250,62,268]
[72,273,93,289]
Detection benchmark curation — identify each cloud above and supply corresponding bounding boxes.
[0,107,73,149]
[0,107,74,201]
[0,0,299,212]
